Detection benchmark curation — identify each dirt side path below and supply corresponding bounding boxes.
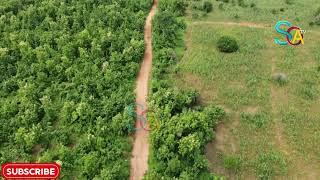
[130,0,158,180]
[193,21,271,28]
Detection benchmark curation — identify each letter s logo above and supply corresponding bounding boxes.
[274,21,292,45]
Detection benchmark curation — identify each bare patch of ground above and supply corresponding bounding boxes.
[205,112,240,179]
[244,106,259,114]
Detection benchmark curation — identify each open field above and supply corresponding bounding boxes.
[172,0,320,179]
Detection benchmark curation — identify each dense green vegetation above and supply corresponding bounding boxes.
[145,0,226,179]
[192,1,213,13]
[0,0,152,179]
[217,36,239,53]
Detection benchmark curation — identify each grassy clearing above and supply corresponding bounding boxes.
[188,0,320,27]
[171,0,320,179]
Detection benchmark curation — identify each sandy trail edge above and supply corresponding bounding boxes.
[192,21,271,28]
[130,0,158,180]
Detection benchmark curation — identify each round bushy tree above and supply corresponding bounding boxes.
[217,36,239,53]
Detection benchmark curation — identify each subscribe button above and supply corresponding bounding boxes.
[1,163,60,179]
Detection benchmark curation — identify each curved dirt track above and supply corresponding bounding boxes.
[130,0,158,180]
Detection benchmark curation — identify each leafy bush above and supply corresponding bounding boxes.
[218,3,224,10]
[203,1,213,13]
[217,0,230,3]
[193,1,213,13]
[217,36,239,53]
[285,0,294,5]
[316,7,320,15]
[314,16,320,25]
[159,0,188,16]
[192,12,200,19]
[271,9,278,14]
[237,0,247,7]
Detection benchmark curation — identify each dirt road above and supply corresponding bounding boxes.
[130,0,158,180]
[193,21,271,28]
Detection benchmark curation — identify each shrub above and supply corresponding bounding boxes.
[222,155,242,172]
[238,0,246,7]
[273,73,288,85]
[316,7,320,15]
[250,3,256,8]
[217,36,239,53]
[218,3,224,10]
[192,12,200,19]
[192,3,201,10]
[203,1,213,13]
[192,1,213,13]
[316,17,320,25]
[285,0,294,5]
[234,14,240,19]
[271,9,277,14]
[217,0,229,3]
